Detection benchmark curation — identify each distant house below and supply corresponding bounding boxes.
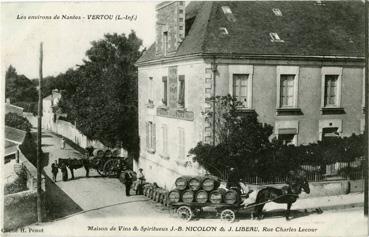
[5,126,26,164]
[136,1,365,187]
[5,99,24,116]
[42,89,62,130]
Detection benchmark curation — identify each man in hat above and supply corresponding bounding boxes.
[136,168,145,195]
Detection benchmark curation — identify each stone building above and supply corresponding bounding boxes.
[135,1,365,188]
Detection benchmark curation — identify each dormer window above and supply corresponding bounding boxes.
[221,6,232,14]
[270,32,284,42]
[272,8,282,16]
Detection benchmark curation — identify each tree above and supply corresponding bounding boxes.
[5,112,32,132]
[5,65,38,103]
[59,32,142,158]
[190,95,274,178]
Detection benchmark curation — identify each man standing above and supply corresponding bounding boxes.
[136,168,145,195]
[124,171,133,196]
[60,162,68,181]
[51,160,59,182]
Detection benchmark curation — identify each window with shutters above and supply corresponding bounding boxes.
[146,121,156,153]
[280,75,295,107]
[178,127,185,159]
[178,75,185,108]
[233,74,248,107]
[162,76,168,106]
[324,75,338,107]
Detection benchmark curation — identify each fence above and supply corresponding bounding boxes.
[241,159,364,185]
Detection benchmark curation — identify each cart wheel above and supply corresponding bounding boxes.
[103,159,118,177]
[177,206,193,221]
[220,209,236,222]
[96,159,106,177]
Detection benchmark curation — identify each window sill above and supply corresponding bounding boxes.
[276,107,303,116]
[146,148,156,154]
[320,107,345,115]
[159,154,170,160]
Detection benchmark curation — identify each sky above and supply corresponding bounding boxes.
[1,1,157,79]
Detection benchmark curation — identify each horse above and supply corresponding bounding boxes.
[58,158,90,180]
[249,175,310,220]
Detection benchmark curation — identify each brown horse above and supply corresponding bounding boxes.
[249,175,311,220]
[58,158,90,180]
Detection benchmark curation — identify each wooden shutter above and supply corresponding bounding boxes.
[152,123,156,152]
[145,122,149,149]
[178,75,185,107]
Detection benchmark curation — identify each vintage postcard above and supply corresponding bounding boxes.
[1,0,368,236]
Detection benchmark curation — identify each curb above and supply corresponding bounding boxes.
[295,202,363,213]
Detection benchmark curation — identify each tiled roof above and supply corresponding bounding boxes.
[137,1,364,64]
[5,126,26,144]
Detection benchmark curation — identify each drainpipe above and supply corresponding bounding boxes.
[211,57,218,146]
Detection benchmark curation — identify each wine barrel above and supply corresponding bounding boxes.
[104,149,112,158]
[93,149,105,158]
[209,188,226,204]
[202,176,220,191]
[182,190,194,203]
[112,149,121,157]
[189,176,205,191]
[168,190,181,203]
[195,190,208,203]
[175,176,192,191]
[224,189,240,204]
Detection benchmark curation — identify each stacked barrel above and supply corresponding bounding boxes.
[167,176,240,205]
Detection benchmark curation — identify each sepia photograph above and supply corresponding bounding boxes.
[1,1,368,236]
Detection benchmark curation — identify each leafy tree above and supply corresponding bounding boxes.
[5,65,38,102]
[59,32,142,158]
[5,112,32,132]
[190,95,274,178]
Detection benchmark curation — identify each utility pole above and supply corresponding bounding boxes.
[211,57,217,146]
[364,0,368,216]
[37,42,43,222]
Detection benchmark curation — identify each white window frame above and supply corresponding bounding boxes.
[229,65,253,108]
[321,67,342,108]
[318,119,342,141]
[275,120,299,145]
[276,66,299,109]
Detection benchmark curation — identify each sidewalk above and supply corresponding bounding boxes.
[264,192,363,212]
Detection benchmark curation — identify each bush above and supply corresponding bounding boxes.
[5,113,32,132]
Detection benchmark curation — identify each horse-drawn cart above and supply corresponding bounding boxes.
[170,201,244,222]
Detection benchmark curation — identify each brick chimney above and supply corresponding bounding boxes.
[155,1,185,56]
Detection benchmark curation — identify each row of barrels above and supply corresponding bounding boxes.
[143,183,170,206]
[168,188,239,204]
[92,148,121,158]
[168,175,240,205]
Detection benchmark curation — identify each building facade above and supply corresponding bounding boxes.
[136,1,366,188]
